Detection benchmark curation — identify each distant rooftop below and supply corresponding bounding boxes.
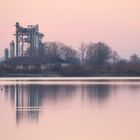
[3,57,66,65]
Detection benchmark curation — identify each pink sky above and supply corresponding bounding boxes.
[0,0,140,58]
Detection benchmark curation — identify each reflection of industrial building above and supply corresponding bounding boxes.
[3,84,77,124]
[16,84,40,123]
[4,84,41,123]
[16,85,40,108]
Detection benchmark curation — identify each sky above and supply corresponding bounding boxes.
[0,0,140,58]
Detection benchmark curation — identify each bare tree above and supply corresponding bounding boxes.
[43,41,79,64]
[86,42,112,65]
[112,51,120,64]
[38,42,46,57]
[59,46,79,64]
[44,42,60,60]
[129,54,140,64]
[79,42,87,64]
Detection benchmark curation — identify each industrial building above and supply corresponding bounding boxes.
[0,22,67,72]
[15,22,44,57]
[4,22,44,60]
[4,56,67,71]
[2,22,45,71]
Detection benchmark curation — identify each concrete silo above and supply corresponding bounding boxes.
[4,48,9,61]
[10,40,15,58]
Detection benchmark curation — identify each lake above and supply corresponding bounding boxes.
[0,78,140,140]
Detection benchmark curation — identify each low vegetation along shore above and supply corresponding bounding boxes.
[1,63,140,77]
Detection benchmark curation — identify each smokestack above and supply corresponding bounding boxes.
[10,40,15,58]
[16,22,19,56]
[4,48,9,61]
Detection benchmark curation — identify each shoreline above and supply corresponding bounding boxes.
[0,76,140,85]
[0,72,140,78]
[0,76,140,81]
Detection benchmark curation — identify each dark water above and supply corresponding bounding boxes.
[0,81,140,140]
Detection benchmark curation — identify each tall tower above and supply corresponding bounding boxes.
[15,22,44,57]
[4,48,9,61]
[15,22,19,56]
[10,40,15,58]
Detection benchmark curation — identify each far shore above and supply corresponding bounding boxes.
[0,74,140,80]
[1,72,140,78]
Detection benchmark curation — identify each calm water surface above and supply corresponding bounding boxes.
[0,79,140,140]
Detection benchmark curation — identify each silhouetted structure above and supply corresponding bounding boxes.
[4,48,9,61]
[10,40,15,58]
[15,22,44,56]
[4,56,66,71]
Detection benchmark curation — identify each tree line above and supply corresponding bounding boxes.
[35,41,140,76]
[2,41,140,76]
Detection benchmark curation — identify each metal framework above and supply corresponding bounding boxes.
[15,22,44,57]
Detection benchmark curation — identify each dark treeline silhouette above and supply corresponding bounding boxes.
[36,41,140,76]
[38,41,80,64]
[1,40,140,76]
[40,41,140,64]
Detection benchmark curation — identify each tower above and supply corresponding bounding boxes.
[4,48,9,61]
[10,40,15,58]
[15,22,44,57]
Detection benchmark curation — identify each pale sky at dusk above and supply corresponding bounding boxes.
[0,0,140,58]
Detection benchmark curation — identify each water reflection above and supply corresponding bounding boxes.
[85,85,111,103]
[2,82,140,124]
[3,84,77,124]
[15,84,40,124]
